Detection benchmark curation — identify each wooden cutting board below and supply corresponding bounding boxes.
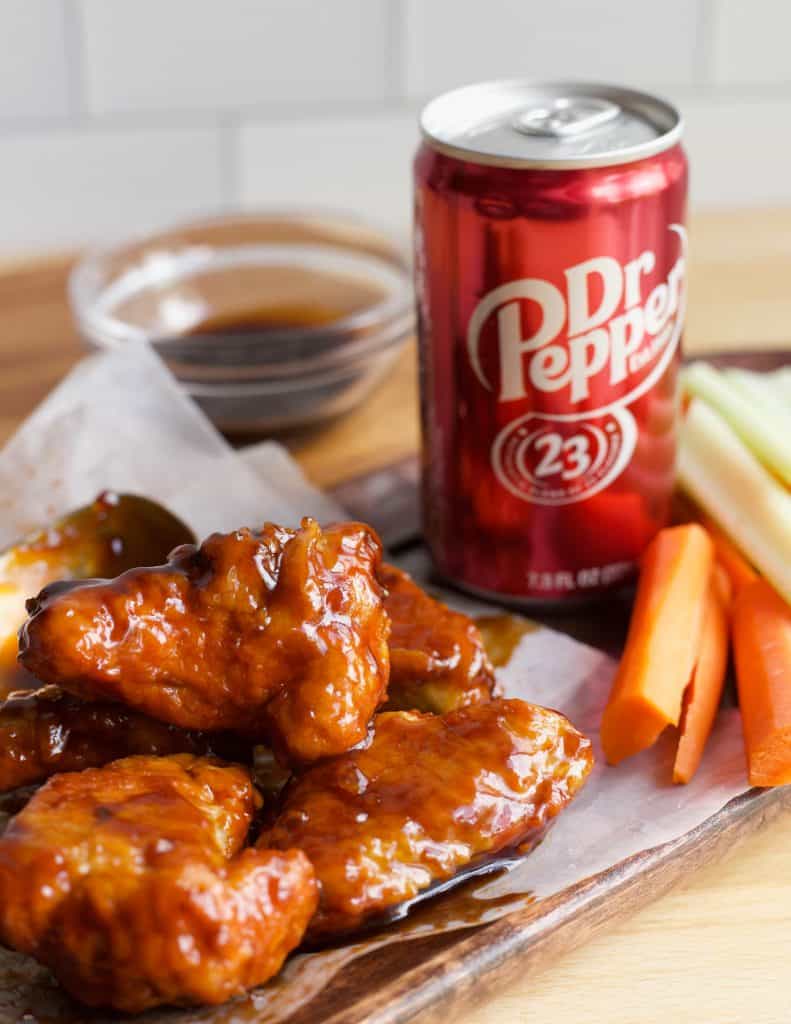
[0,350,787,1024]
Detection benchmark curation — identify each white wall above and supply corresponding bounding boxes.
[0,0,789,254]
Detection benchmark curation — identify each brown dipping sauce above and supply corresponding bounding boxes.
[177,266,388,340]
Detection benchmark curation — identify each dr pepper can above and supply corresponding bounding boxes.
[414,81,688,606]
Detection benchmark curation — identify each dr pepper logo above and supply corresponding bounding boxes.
[466,224,686,416]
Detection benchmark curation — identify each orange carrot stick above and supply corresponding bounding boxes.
[706,520,758,594]
[670,490,758,593]
[600,524,714,765]
[733,580,791,787]
[673,565,731,784]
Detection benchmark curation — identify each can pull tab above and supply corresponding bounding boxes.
[512,97,620,139]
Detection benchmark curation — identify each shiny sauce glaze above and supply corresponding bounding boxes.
[0,555,581,1018]
[380,564,497,714]
[0,868,537,1024]
[0,685,250,792]
[0,755,317,1013]
[0,493,193,696]
[18,519,390,764]
[264,698,593,941]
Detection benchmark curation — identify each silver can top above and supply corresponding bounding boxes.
[420,81,683,169]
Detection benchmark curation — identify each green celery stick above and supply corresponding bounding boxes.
[678,398,791,604]
[681,362,791,486]
[768,368,791,406]
[724,368,791,427]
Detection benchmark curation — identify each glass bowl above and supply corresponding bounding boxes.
[68,212,415,433]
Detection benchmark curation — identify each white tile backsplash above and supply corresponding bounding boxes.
[710,0,791,85]
[239,113,419,239]
[405,0,704,98]
[0,127,223,253]
[0,0,70,120]
[78,0,391,114]
[0,0,788,253]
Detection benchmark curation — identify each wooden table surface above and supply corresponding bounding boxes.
[1,208,790,1023]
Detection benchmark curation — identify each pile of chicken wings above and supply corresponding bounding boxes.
[0,495,593,1012]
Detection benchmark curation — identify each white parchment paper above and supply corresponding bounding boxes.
[0,344,344,546]
[0,346,754,1022]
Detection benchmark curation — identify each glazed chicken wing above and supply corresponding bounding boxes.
[0,754,317,1011]
[264,698,593,939]
[380,564,496,713]
[0,492,193,695]
[19,518,390,763]
[0,686,249,792]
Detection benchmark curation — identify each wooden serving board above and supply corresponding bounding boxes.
[0,349,787,1024]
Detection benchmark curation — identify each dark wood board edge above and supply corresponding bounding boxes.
[321,787,790,1024]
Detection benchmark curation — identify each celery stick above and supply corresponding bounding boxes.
[769,368,791,406]
[724,367,791,427]
[678,398,791,604]
[681,362,791,486]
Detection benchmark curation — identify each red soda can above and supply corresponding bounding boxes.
[414,82,688,606]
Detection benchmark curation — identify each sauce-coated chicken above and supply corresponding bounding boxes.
[380,564,496,713]
[0,686,248,792]
[0,492,194,695]
[0,754,317,1011]
[264,698,593,939]
[19,519,390,763]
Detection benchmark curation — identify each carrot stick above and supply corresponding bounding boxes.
[670,489,758,593]
[709,524,758,594]
[600,524,714,765]
[733,580,791,787]
[712,562,733,610]
[672,565,731,784]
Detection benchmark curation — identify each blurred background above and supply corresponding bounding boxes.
[1,0,790,255]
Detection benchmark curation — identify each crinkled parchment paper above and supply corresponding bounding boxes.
[0,344,343,546]
[0,347,753,1024]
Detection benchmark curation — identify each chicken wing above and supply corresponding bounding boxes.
[0,686,249,792]
[19,518,390,763]
[0,492,194,695]
[380,564,496,713]
[264,698,593,939]
[0,754,317,1011]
